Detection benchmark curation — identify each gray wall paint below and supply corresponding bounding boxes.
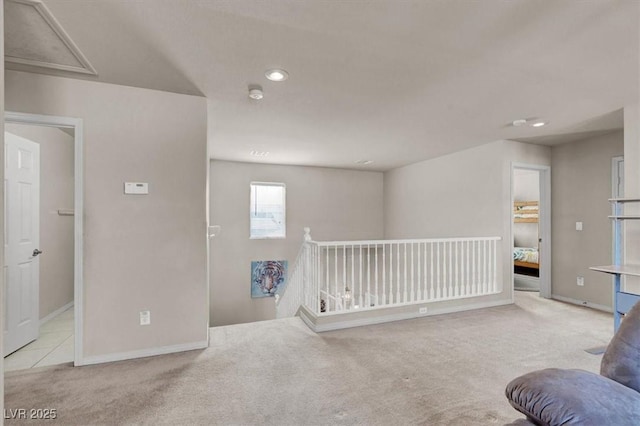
[623,105,640,293]
[5,123,74,320]
[6,70,208,358]
[551,131,623,308]
[210,160,384,326]
[1,0,5,415]
[384,139,551,304]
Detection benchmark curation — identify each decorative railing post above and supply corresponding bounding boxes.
[302,227,312,313]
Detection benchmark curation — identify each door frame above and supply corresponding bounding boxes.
[511,163,551,298]
[5,111,84,366]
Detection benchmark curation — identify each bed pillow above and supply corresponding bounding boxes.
[505,368,640,426]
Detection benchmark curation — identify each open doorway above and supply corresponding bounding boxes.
[3,112,83,369]
[512,163,551,298]
[513,169,540,292]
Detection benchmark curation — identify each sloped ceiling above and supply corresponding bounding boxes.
[8,0,639,171]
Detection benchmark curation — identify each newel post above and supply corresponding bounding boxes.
[302,228,312,309]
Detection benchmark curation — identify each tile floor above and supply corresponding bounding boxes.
[4,307,74,371]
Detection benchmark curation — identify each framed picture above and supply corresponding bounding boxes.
[251,260,287,298]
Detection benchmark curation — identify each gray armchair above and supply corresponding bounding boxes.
[505,300,640,426]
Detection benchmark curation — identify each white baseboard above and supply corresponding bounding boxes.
[40,301,74,326]
[551,294,613,313]
[307,299,512,333]
[298,306,316,331]
[79,340,208,366]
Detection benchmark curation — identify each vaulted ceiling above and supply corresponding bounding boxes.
[6,0,639,171]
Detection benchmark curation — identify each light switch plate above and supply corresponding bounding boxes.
[124,182,149,195]
[576,221,583,231]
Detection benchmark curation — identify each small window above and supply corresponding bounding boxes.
[250,182,286,239]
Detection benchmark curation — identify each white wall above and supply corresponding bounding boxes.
[551,131,624,308]
[6,70,208,361]
[384,139,551,304]
[210,160,384,326]
[5,123,74,320]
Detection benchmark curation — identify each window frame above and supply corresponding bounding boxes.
[249,181,287,240]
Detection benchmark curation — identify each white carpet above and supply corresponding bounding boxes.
[5,292,613,425]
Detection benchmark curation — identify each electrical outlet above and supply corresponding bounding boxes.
[419,307,428,314]
[140,310,151,325]
[577,277,584,287]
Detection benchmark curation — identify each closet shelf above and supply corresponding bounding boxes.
[608,215,640,220]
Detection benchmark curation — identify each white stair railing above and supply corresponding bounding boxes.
[276,229,502,318]
[275,228,318,318]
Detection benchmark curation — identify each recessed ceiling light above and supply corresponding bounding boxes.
[355,160,374,165]
[265,69,289,82]
[531,121,546,127]
[512,119,527,127]
[250,150,269,157]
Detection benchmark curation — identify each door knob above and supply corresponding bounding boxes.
[32,249,43,257]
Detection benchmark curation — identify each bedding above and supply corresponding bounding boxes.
[513,247,538,264]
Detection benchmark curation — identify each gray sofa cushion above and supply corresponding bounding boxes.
[601,300,640,393]
[505,368,640,426]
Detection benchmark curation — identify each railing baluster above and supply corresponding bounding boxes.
[404,242,408,303]
[448,241,452,298]
[359,244,363,308]
[416,242,421,301]
[367,244,371,307]
[493,239,497,292]
[382,244,386,305]
[436,242,440,299]
[396,243,401,303]
[410,243,415,302]
[375,244,378,307]
[483,239,488,294]
[351,244,355,307]
[389,243,394,304]
[429,242,434,300]
[343,244,346,305]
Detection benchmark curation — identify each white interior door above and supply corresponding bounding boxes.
[4,132,40,356]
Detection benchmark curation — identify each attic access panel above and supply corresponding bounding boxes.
[5,0,97,75]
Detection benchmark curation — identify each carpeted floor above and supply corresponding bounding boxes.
[4,292,613,425]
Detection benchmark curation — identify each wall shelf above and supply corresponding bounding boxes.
[590,265,640,277]
[591,199,640,331]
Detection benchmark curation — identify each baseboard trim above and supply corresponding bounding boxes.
[551,294,613,313]
[40,301,74,326]
[297,306,317,331]
[79,340,208,366]
[310,299,512,333]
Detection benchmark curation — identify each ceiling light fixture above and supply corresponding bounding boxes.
[531,121,546,128]
[512,119,527,127]
[250,150,269,157]
[355,160,374,165]
[248,87,263,100]
[265,69,289,82]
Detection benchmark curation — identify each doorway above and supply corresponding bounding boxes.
[4,112,84,368]
[511,163,551,298]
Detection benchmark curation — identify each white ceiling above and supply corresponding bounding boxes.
[9,0,639,171]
